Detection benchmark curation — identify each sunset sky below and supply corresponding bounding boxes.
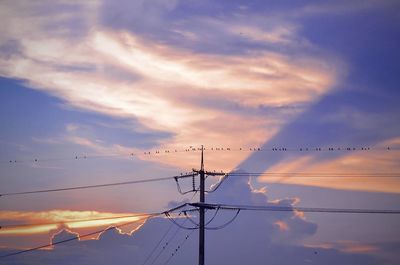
[0,0,400,264]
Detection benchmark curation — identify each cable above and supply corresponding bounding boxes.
[0,213,151,229]
[164,212,198,230]
[0,175,183,197]
[182,207,221,228]
[2,171,398,199]
[226,172,400,178]
[0,214,158,259]
[0,149,200,165]
[151,191,200,265]
[190,203,400,215]
[162,230,195,265]
[174,173,199,195]
[149,210,194,265]
[2,145,396,165]
[142,191,199,265]
[142,223,175,265]
[205,209,241,230]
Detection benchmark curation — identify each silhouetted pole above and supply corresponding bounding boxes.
[199,145,205,265]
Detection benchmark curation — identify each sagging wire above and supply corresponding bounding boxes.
[166,205,241,231]
[164,211,198,230]
[182,207,221,227]
[174,172,229,195]
[173,173,198,195]
[146,191,199,265]
[205,209,241,230]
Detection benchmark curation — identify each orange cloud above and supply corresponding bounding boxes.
[0,210,148,236]
[0,0,342,172]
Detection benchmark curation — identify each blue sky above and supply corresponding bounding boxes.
[0,0,400,264]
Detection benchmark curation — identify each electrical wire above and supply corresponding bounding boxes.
[150,190,200,265]
[204,209,241,230]
[149,218,188,265]
[0,175,183,197]
[149,206,197,265]
[2,145,396,165]
[142,223,175,265]
[2,171,398,199]
[227,172,400,178]
[142,190,199,265]
[162,230,195,265]
[0,149,199,165]
[190,203,400,215]
[173,173,199,195]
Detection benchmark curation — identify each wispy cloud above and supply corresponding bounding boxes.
[0,1,342,172]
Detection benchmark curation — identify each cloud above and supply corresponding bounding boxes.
[0,209,146,240]
[0,0,341,172]
[51,229,79,246]
[0,173,387,265]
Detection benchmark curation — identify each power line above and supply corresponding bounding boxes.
[2,149,400,264]
[0,175,182,197]
[162,230,195,265]
[148,205,197,265]
[1,145,396,165]
[225,172,400,179]
[142,223,174,265]
[149,217,188,265]
[143,191,199,265]
[227,172,400,177]
[5,171,397,198]
[188,203,400,215]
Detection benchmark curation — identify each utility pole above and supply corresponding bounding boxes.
[199,145,205,265]
[175,145,225,265]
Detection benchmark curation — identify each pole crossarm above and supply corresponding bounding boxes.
[192,169,226,176]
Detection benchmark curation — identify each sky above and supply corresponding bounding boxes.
[0,0,400,264]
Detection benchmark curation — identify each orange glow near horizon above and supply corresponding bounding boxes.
[0,210,149,237]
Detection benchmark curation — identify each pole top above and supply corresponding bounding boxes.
[200,145,204,172]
